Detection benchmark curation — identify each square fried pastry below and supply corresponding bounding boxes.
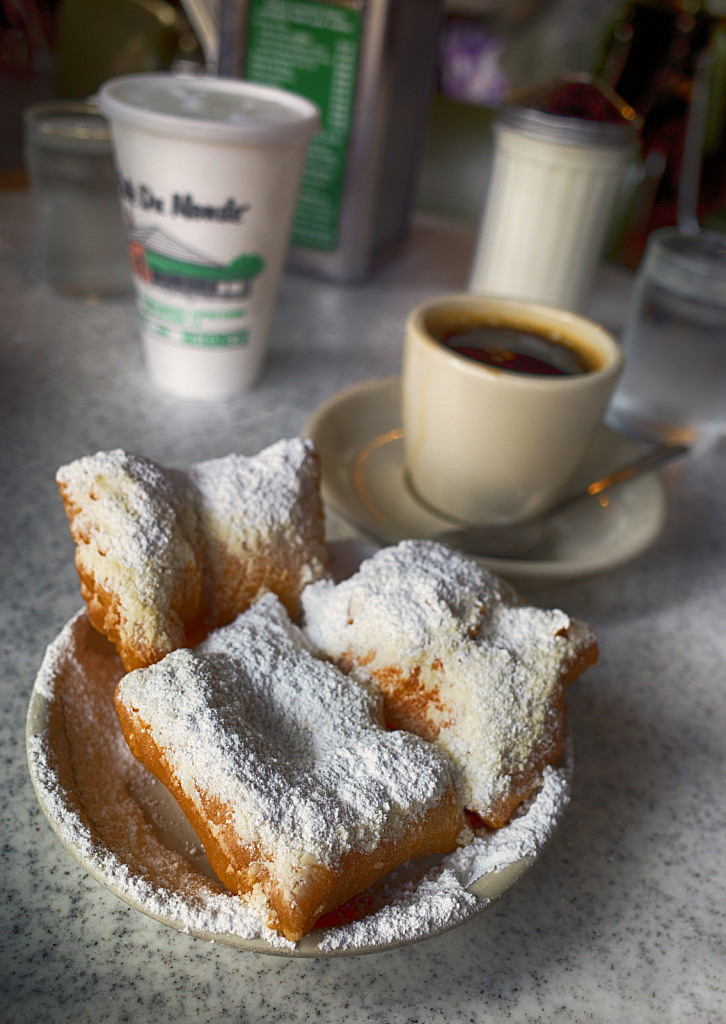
[56,439,328,671]
[114,593,463,941]
[302,540,598,829]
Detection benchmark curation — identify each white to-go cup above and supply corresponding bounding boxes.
[99,74,319,400]
[402,294,623,526]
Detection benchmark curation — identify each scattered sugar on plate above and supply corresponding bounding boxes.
[317,754,571,951]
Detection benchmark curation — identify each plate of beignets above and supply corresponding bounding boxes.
[27,441,596,956]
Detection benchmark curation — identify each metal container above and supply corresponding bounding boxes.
[189,0,444,283]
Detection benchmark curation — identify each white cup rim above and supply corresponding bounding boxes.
[98,74,320,145]
[408,294,622,387]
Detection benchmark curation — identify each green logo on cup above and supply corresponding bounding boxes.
[127,225,265,298]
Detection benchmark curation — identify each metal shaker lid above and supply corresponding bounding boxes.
[496,73,641,148]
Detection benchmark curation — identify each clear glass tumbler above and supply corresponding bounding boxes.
[610,228,726,446]
[23,101,132,298]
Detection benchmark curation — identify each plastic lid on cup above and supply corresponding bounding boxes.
[496,73,641,148]
[98,74,320,145]
[644,227,726,308]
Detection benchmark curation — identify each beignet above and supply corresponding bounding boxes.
[114,594,463,941]
[56,439,328,671]
[302,540,598,829]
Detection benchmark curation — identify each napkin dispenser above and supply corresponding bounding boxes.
[182,0,443,283]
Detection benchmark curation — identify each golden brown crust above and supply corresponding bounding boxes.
[375,632,596,828]
[115,696,284,928]
[367,663,453,742]
[559,635,600,689]
[201,528,326,632]
[197,451,328,634]
[73,553,202,672]
[480,685,568,829]
[345,646,593,831]
[57,464,205,672]
[115,679,462,942]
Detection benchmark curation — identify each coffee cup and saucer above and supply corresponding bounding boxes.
[305,295,668,584]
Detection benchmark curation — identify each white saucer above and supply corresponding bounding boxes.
[27,610,571,958]
[305,377,667,584]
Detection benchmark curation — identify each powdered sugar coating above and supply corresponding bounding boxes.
[187,442,326,589]
[29,731,295,947]
[56,450,201,667]
[318,753,571,951]
[318,869,481,951]
[116,594,460,932]
[56,439,328,670]
[186,440,328,628]
[302,540,596,825]
[28,610,294,949]
[448,754,572,887]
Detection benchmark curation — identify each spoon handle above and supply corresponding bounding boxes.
[556,442,690,514]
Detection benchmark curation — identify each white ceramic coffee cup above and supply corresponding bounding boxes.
[402,294,623,526]
[99,74,319,400]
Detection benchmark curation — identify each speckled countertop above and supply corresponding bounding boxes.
[1,191,725,1023]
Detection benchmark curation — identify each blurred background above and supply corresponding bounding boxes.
[3,0,726,270]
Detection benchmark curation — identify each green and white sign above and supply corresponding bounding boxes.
[246,0,362,251]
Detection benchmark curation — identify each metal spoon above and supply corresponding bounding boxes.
[434,443,689,560]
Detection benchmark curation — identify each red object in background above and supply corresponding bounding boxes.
[127,240,152,283]
[0,0,57,75]
[0,1,59,182]
[528,78,635,125]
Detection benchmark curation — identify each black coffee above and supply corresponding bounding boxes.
[437,324,594,376]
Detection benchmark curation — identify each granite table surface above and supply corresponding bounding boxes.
[1,190,724,1024]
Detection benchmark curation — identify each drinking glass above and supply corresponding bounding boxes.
[610,228,726,445]
[24,101,132,298]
